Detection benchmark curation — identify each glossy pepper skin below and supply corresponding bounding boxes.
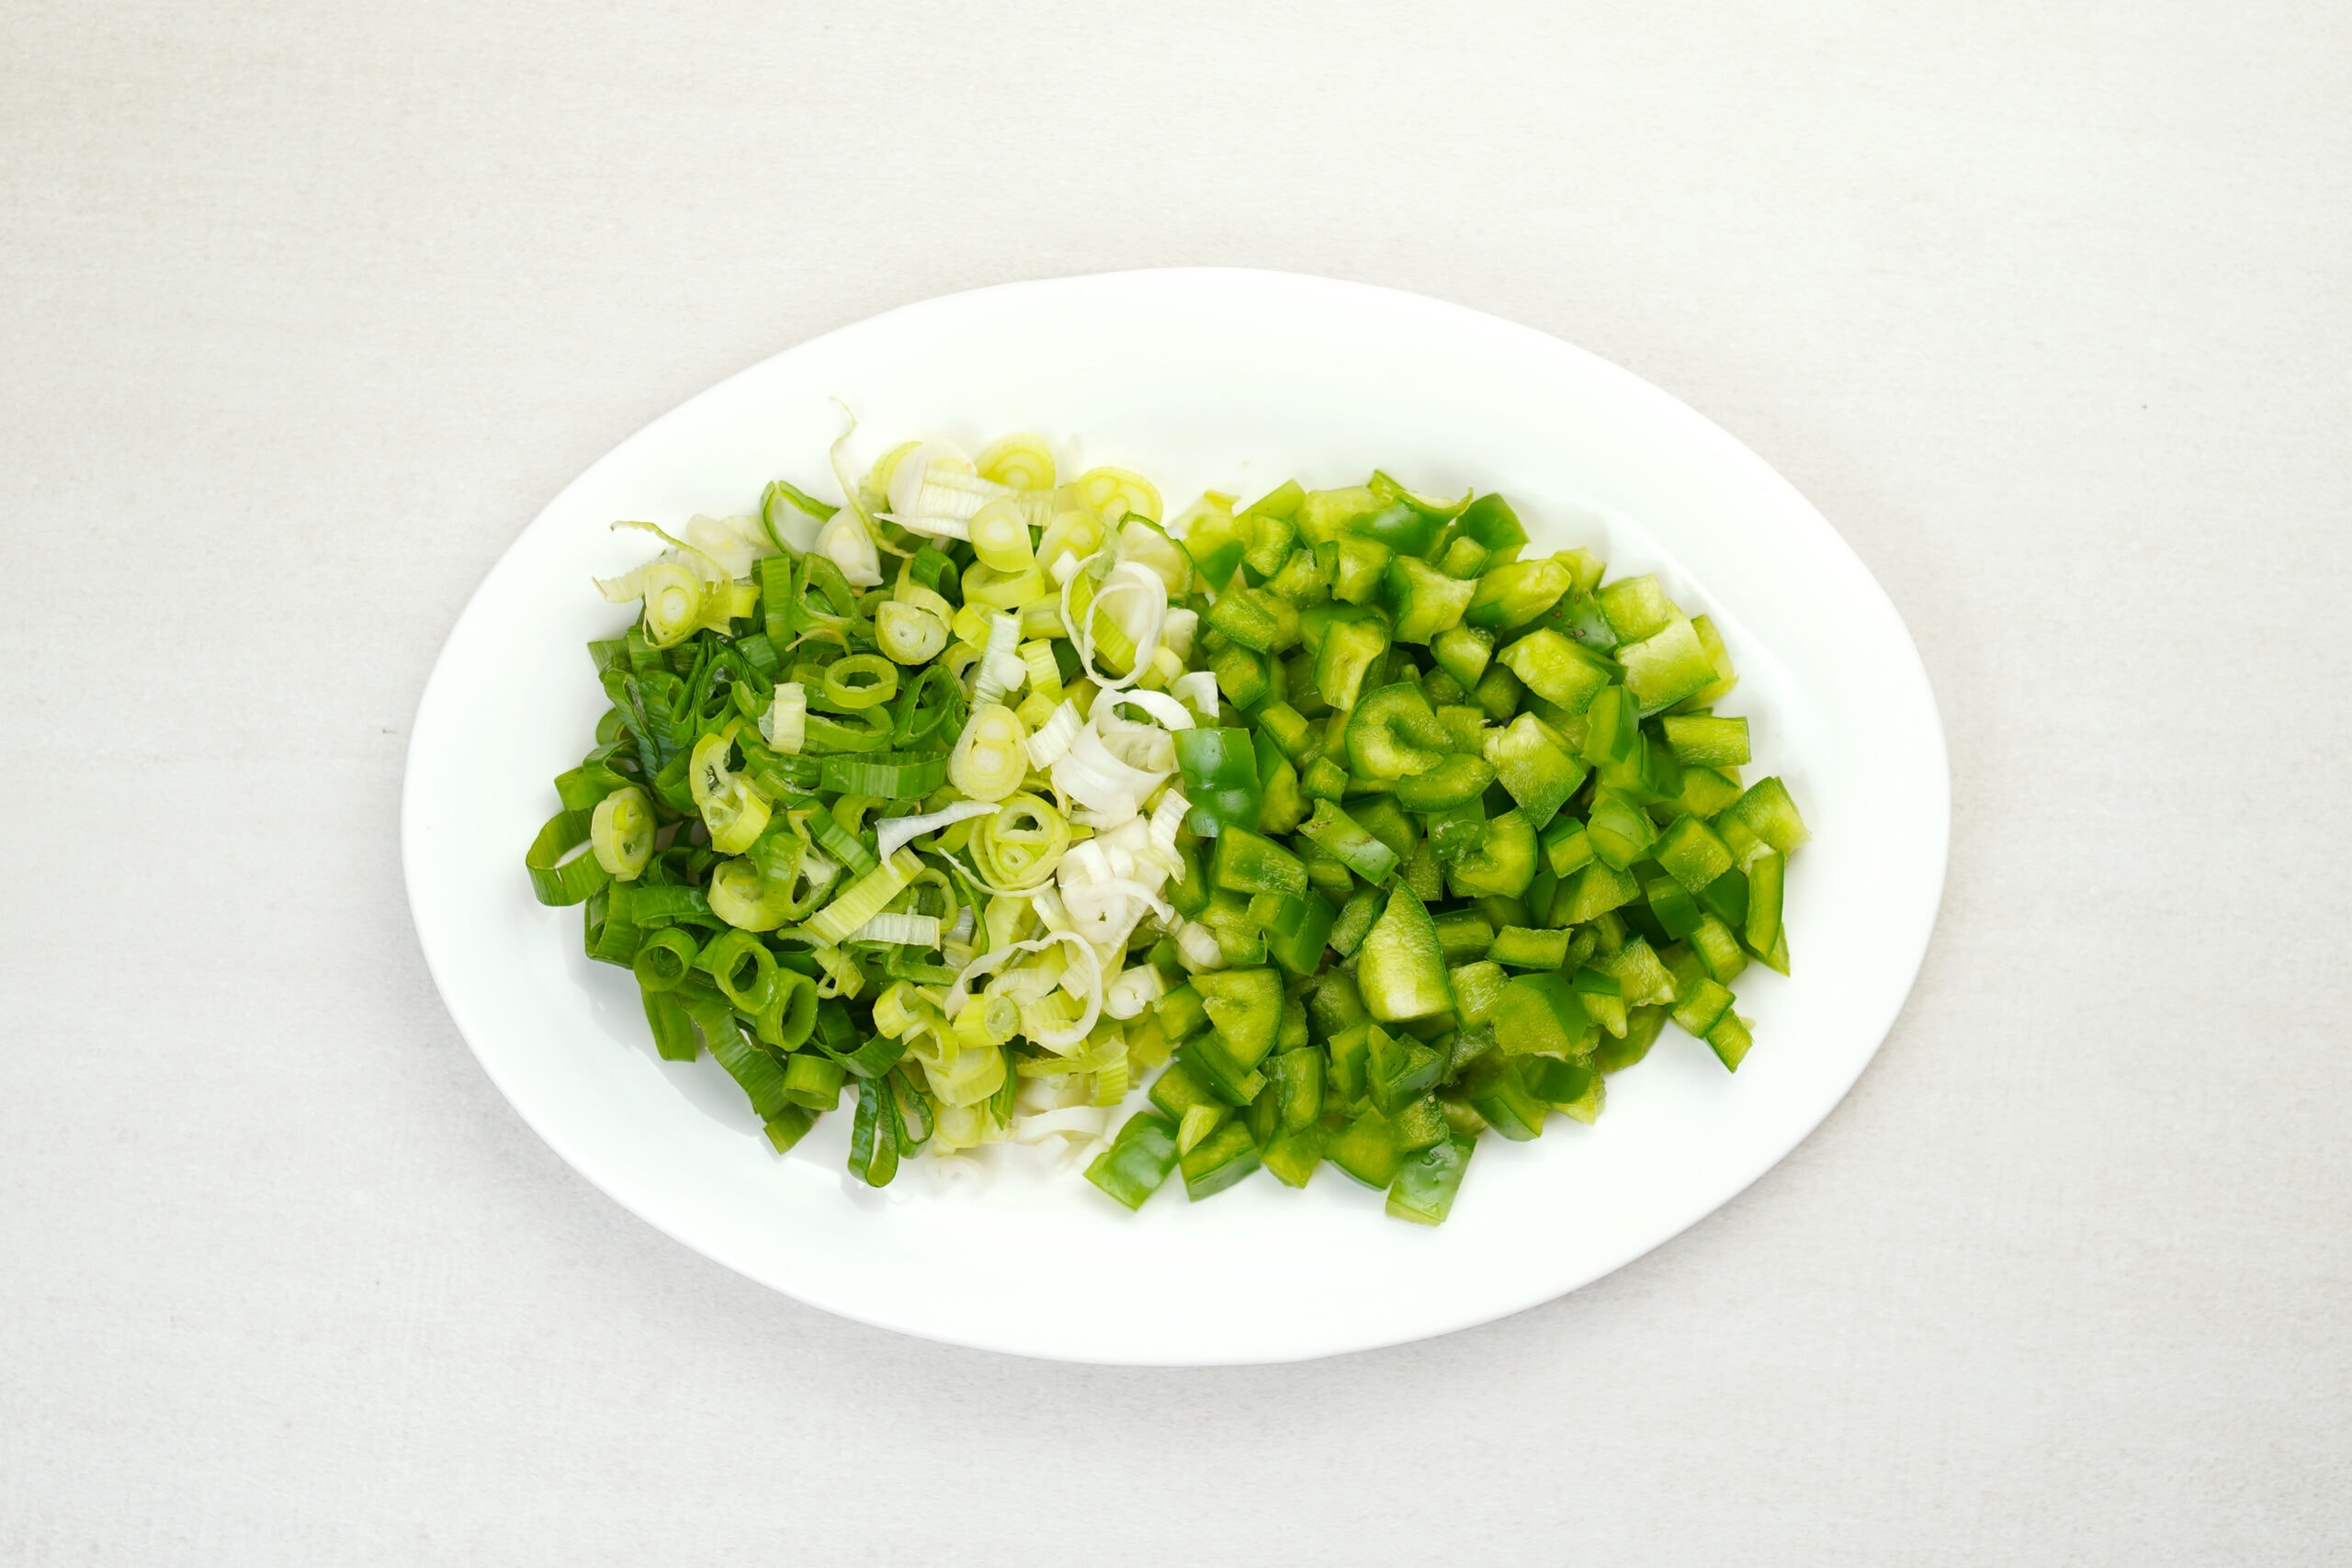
[1174,727,1262,837]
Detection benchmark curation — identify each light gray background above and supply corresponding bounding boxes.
[4,2,2346,1562]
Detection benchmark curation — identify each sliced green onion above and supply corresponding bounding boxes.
[949,703,1031,802]
[588,785,653,879]
[975,433,1057,491]
[817,655,897,712]
[632,926,700,991]
[876,600,949,665]
[968,496,1036,571]
[525,809,610,906]
[969,793,1071,890]
[759,681,806,752]
[818,751,947,799]
[805,849,924,947]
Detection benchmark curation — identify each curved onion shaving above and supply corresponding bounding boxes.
[1059,874,1174,951]
[684,513,769,580]
[885,442,1008,538]
[1148,788,1189,855]
[1171,669,1219,720]
[1011,1105,1109,1145]
[949,704,1030,802]
[820,404,887,584]
[969,612,1023,706]
[944,929,1103,1052]
[1051,724,1169,819]
[1103,962,1167,1020]
[1061,558,1169,692]
[875,799,1000,862]
[851,911,940,946]
[1024,701,1080,768]
[1172,919,1226,971]
[759,682,808,753]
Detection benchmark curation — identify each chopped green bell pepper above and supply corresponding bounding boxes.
[1297,799,1401,883]
[1742,848,1785,960]
[1386,1132,1476,1224]
[1194,967,1283,1066]
[1450,808,1538,898]
[1489,926,1570,969]
[1173,727,1262,838]
[1430,624,1495,690]
[1357,885,1455,1021]
[1654,812,1734,893]
[1314,608,1392,711]
[1484,712,1588,830]
[1328,886,1384,957]
[1447,959,1510,1025]
[1367,1024,1447,1115]
[1394,753,1495,813]
[1211,826,1308,899]
[1181,1119,1263,1199]
[1661,714,1750,767]
[1492,973,1592,1058]
[1598,573,1677,643]
[1618,615,1717,714]
[1453,493,1528,564]
[1381,556,1477,644]
[1719,776,1810,857]
[1344,682,1451,780]
[1261,1122,1329,1187]
[1586,787,1659,870]
[1465,558,1572,630]
[1084,1111,1182,1210]
[1464,1056,1547,1140]
[1498,627,1618,716]
[1328,1105,1405,1189]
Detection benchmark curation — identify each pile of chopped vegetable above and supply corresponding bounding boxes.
[525,422,1808,1224]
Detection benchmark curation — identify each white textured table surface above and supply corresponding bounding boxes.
[5,4,2346,1562]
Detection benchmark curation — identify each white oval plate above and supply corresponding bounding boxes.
[403,268,1948,1364]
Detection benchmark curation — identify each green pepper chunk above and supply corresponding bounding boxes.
[1194,966,1284,1066]
[1430,624,1495,691]
[1366,1024,1447,1115]
[1718,775,1811,857]
[1489,926,1570,969]
[1314,608,1392,711]
[1181,1120,1263,1199]
[1342,498,1445,557]
[1297,799,1401,883]
[1585,786,1657,871]
[1592,1005,1670,1074]
[1431,910,1496,964]
[1261,1123,1330,1188]
[1344,682,1450,780]
[1521,1055,1604,1122]
[1464,1055,1547,1140]
[1356,886,1455,1021]
[1212,644,1273,710]
[1173,728,1262,838]
[1743,849,1787,962]
[1555,861,1640,924]
[1262,890,1337,976]
[1207,584,1302,654]
[1085,1111,1182,1209]
[1498,628,1617,715]
[1493,973,1592,1059]
[1453,493,1528,564]
[1618,615,1718,715]
[1393,753,1496,812]
[1598,573,1677,642]
[1328,1105,1405,1189]
[1385,1131,1475,1224]
[1449,808,1537,898]
[1654,812,1734,893]
[1328,886,1384,959]
[1465,558,1573,630]
[1661,714,1750,767]
[1483,713,1588,830]
[1210,826,1308,900]
[1174,1033,1268,1106]
[1345,795,1419,863]
[1380,556,1478,644]
[1331,536,1393,604]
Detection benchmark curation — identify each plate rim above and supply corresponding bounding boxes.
[401,265,1951,1363]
